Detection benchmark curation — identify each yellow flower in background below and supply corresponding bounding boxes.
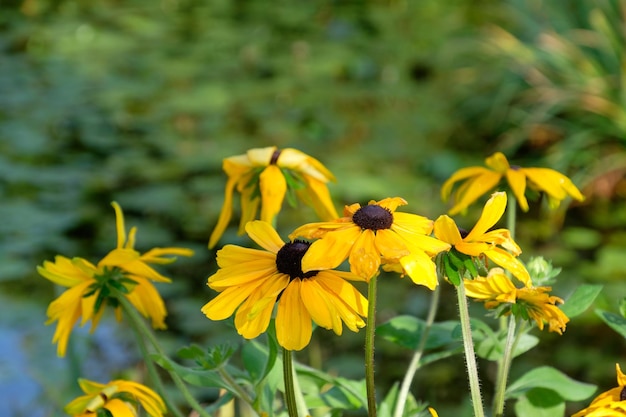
[572,364,626,417]
[441,151,585,215]
[428,408,439,417]
[202,220,368,351]
[65,378,166,417]
[434,191,531,286]
[289,197,450,287]
[38,202,193,356]
[464,268,569,334]
[208,146,338,249]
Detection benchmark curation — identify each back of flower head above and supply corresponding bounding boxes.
[208,146,338,249]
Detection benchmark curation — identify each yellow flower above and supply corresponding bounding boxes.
[65,378,166,417]
[289,197,450,287]
[208,146,338,249]
[434,191,531,286]
[464,268,569,334]
[202,220,368,351]
[37,202,193,356]
[441,151,585,215]
[572,364,626,417]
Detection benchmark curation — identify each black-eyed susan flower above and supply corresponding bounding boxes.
[289,197,450,287]
[572,363,626,416]
[464,268,569,334]
[202,220,368,351]
[208,146,338,249]
[434,191,531,286]
[441,151,585,215]
[37,202,193,356]
[65,378,166,417]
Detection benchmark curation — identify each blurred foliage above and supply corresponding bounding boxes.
[1,0,626,416]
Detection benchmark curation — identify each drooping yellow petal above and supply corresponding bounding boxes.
[617,363,626,387]
[245,220,285,254]
[125,278,167,329]
[259,165,287,223]
[300,226,361,272]
[209,176,239,249]
[238,185,261,235]
[313,271,367,331]
[246,146,276,165]
[465,192,507,240]
[448,171,502,215]
[297,176,339,220]
[522,167,585,203]
[441,166,492,201]
[505,169,529,211]
[37,256,94,287]
[235,274,289,339]
[433,215,463,246]
[103,398,135,417]
[278,148,336,182]
[276,280,312,351]
[483,248,532,287]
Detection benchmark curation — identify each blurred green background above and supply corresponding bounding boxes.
[1,0,625,416]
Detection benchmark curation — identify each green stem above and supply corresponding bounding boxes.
[393,285,440,417]
[117,295,211,417]
[507,191,517,240]
[456,280,485,417]
[217,367,255,406]
[283,348,300,417]
[365,274,379,417]
[492,317,518,417]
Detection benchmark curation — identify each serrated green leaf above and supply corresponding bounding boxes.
[560,284,603,318]
[596,309,626,339]
[505,366,596,401]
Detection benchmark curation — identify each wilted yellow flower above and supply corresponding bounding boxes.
[65,378,166,417]
[464,268,569,334]
[572,363,626,417]
[441,151,585,215]
[202,220,368,351]
[434,192,531,286]
[37,202,193,356]
[289,197,450,287]
[208,146,338,249]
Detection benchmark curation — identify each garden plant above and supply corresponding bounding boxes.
[36,145,626,417]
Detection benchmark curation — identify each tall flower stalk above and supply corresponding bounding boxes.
[365,273,379,417]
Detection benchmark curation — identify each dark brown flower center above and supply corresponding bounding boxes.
[275,240,318,280]
[270,149,281,165]
[621,386,626,401]
[458,227,469,239]
[352,204,393,230]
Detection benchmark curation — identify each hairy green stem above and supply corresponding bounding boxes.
[283,348,300,417]
[393,285,440,417]
[506,191,517,240]
[456,280,485,417]
[117,295,211,417]
[217,367,255,406]
[492,317,518,417]
[365,274,379,417]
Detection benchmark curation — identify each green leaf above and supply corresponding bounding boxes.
[377,315,460,350]
[443,255,461,286]
[242,340,271,383]
[514,388,565,417]
[560,284,603,318]
[596,309,626,339]
[505,366,596,401]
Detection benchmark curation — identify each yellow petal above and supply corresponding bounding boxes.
[209,176,239,249]
[245,220,285,254]
[314,271,368,328]
[278,148,336,182]
[484,248,532,287]
[428,407,439,417]
[104,398,136,417]
[376,197,407,213]
[433,215,462,246]
[246,146,276,166]
[259,165,287,223]
[300,226,361,272]
[392,212,433,235]
[300,278,342,334]
[465,192,507,240]
[441,166,492,201]
[126,278,167,329]
[235,275,288,339]
[485,152,511,172]
[111,201,126,249]
[349,229,381,280]
[238,187,261,235]
[201,283,261,320]
[448,171,502,216]
[398,251,438,290]
[505,169,529,211]
[374,229,410,260]
[297,176,339,220]
[276,280,312,350]
[617,363,626,386]
[522,168,585,202]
